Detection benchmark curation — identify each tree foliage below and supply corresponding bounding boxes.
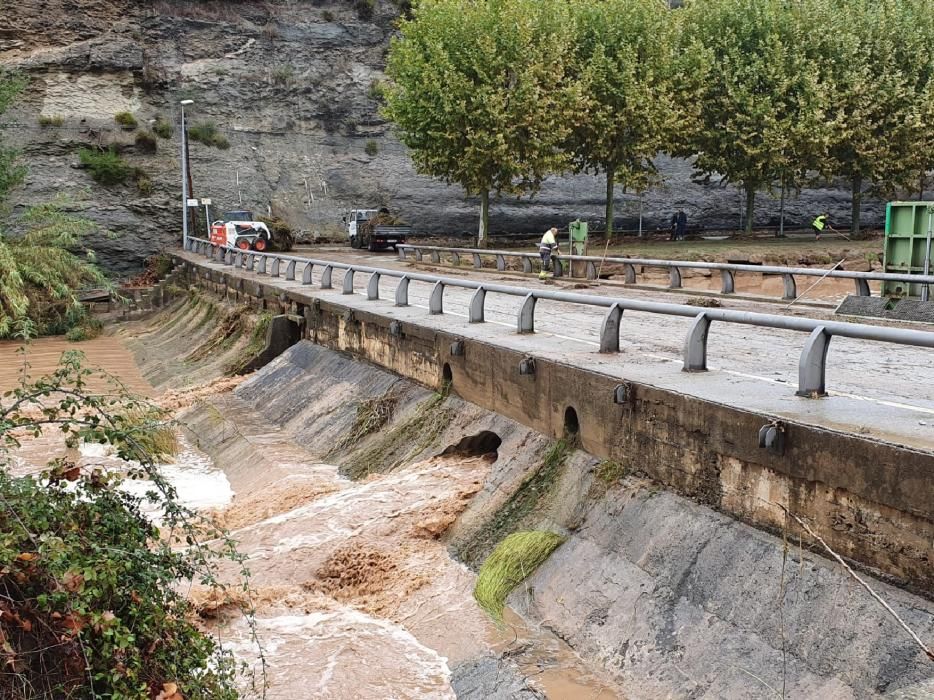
[0,202,110,339]
[566,0,677,234]
[678,0,829,233]
[383,0,582,244]
[0,70,26,204]
[0,352,257,698]
[814,0,934,233]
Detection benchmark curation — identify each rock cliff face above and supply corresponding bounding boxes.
[3,0,884,274]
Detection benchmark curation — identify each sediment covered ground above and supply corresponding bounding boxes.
[41,292,932,698]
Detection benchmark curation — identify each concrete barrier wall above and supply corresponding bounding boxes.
[177,257,934,595]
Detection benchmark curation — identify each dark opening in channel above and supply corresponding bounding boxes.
[441,431,502,459]
[442,362,453,385]
[564,406,580,437]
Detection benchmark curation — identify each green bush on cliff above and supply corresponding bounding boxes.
[0,351,255,698]
[188,121,230,150]
[79,147,133,186]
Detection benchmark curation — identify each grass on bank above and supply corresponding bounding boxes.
[474,530,566,622]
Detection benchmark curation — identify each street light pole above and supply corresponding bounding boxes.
[179,99,194,249]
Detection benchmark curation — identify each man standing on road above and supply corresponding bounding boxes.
[539,227,560,278]
[670,209,687,241]
[812,213,828,240]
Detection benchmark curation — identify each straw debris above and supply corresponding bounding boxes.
[473,530,565,622]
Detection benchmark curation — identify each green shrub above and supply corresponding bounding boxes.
[0,353,251,698]
[152,118,173,139]
[271,65,294,86]
[64,317,103,342]
[135,174,153,195]
[38,114,64,127]
[188,121,230,149]
[323,9,335,21]
[354,0,375,20]
[473,531,565,622]
[134,130,157,154]
[365,139,379,156]
[368,79,383,101]
[78,147,132,186]
[114,111,137,129]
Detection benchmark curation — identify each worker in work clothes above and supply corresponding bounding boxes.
[670,209,688,240]
[812,213,828,240]
[539,227,560,278]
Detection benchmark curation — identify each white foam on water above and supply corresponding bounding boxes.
[222,605,455,700]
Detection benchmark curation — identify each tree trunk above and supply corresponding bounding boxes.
[605,168,616,240]
[477,189,489,248]
[778,176,786,238]
[851,173,862,237]
[744,183,756,234]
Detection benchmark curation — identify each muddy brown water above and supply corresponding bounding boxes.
[1,332,623,698]
[0,336,154,395]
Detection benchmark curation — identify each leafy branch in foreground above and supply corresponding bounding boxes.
[0,351,265,699]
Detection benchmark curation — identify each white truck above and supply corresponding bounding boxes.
[345,208,411,251]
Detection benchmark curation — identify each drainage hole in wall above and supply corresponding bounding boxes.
[564,406,580,437]
[442,362,453,385]
[441,431,502,460]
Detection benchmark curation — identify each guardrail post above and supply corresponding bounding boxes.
[720,270,735,294]
[782,274,797,300]
[669,266,682,289]
[415,249,423,262]
[321,265,333,289]
[342,269,355,294]
[302,262,313,284]
[451,252,460,266]
[469,287,486,322]
[517,294,536,333]
[285,260,296,280]
[624,263,636,284]
[398,247,406,261]
[797,326,830,397]
[554,258,564,277]
[431,250,441,264]
[367,272,380,300]
[395,276,409,306]
[521,257,532,274]
[257,256,267,275]
[586,261,598,280]
[247,254,255,271]
[682,313,711,371]
[599,304,623,353]
[234,251,243,268]
[473,253,482,269]
[429,281,444,314]
[270,258,280,277]
[496,254,506,271]
[854,279,871,296]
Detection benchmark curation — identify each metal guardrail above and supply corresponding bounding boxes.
[396,244,934,301]
[185,238,934,398]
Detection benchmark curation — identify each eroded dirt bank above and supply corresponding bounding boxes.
[115,295,934,699]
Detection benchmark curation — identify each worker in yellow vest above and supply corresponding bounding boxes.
[811,213,828,240]
[538,227,561,278]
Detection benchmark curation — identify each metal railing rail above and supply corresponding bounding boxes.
[185,238,934,398]
[396,244,934,301]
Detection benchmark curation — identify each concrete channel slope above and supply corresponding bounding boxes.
[174,248,934,596]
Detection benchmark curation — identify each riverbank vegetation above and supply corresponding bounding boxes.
[384,0,934,240]
[0,352,259,698]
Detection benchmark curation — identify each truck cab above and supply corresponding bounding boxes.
[347,209,378,243]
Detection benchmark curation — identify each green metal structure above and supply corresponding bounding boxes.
[569,219,588,256]
[882,201,934,299]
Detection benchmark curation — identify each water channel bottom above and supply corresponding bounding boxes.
[0,335,621,698]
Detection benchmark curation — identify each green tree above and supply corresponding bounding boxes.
[678,0,827,233]
[0,202,110,339]
[383,0,581,246]
[816,0,934,234]
[0,70,26,203]
[566,0,677,236]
